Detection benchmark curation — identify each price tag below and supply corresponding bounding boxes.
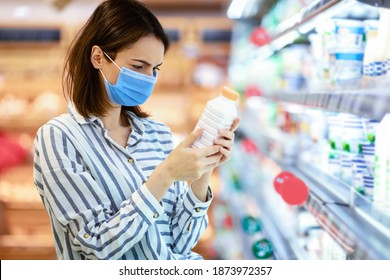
[242,216,262,235]
[252,239,273,259]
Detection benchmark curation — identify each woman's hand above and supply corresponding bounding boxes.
[213,117,240,166]
[163,128,222,182]
[147,121,239,202]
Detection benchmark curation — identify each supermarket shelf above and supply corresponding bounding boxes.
[240,119,390,259]
[265,90,390,121]
[0,235,56,260]
[0,81,62,96]
[273,0,342,36]
[219,164,302,260]
[359,0,390,8]
[219,167,272,259]
[259,0,353,54]
[0,117,50,131]
[297,161,390,230]
[250,192,305,260]
[262,0,388,54]
[285,162,390,259]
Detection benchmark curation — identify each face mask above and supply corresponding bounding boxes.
[99,51,157,106]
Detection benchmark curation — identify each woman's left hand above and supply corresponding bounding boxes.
[213,117,240,166]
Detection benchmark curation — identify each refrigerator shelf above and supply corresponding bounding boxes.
[263,91,390,121]
[239,118,390,259]
[219,160,307,260]
[218,168,260,260]
[271,0,344,38]
[260,0,388,54]
[283,161,390,259]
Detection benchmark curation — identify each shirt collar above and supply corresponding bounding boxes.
[125,110,149,134]
[68,102,98,125]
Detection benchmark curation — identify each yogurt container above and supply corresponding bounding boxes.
[333,19,366,50]
[329,49,364,86]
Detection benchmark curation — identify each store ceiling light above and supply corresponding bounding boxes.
[13,6,31,18]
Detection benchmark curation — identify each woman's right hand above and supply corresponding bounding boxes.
[146,128,221,202]
[163,128,222,182]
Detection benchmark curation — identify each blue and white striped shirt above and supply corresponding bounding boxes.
[33,103,212,260]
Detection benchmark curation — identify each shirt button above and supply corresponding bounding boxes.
[128,158,134,164]
[153,213,159,219]
[195,207,201,213]
[83,233,89,239]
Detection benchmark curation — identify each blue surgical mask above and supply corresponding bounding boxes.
[99,52,157,106]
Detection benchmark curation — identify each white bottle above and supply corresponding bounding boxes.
[387,24,390,79]
[192,87,239,148]
[373,114,390,213]
[372,9,390,79]
[363,20,379,77]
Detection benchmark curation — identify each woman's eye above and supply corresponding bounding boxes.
[153,67,161,71]
[133,65,143,70]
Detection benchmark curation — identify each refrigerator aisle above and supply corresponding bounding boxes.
[0,1,233,259]
[212,0,390,259]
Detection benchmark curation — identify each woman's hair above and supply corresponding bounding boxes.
[63,0,169,118]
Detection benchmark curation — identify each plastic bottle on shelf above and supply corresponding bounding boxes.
[363,20,379,78]
[333,19,366,50]
[373,114,390,214]
[371,9,390,83]
[386,23,390,80]
[192,87,239,148]
[387,44,390,80]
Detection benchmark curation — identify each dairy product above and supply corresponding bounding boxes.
[373,114,390,213]
[192,87,239,148]
[371,9,390,81]
[363,20,379,77]
[333,19,365,50]
[329,50,364,87]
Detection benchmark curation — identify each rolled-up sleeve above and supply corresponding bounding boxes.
[169,180,213,254]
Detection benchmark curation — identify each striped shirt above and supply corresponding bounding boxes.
[33,103,212,260]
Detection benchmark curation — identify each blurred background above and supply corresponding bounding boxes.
[0,0,390,260]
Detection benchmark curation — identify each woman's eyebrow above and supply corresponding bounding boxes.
[131,59,163,67]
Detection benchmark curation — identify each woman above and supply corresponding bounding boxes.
[33,0,239,260]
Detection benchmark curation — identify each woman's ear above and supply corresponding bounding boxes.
[90,45,104,69]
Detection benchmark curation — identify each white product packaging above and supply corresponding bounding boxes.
[363,20,379,77]
[329,50,364,86]
[192,87,239,148]
[372,9,390,80]
[333,19,366,50]
[373,114,390,213]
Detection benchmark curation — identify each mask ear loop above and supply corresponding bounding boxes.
[99,69,109,81]
[99,51,121,81]
[103,51,122,70]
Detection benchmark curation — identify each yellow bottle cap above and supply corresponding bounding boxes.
[221,86,239,101]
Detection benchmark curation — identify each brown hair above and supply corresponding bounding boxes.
[63,0,170,118]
